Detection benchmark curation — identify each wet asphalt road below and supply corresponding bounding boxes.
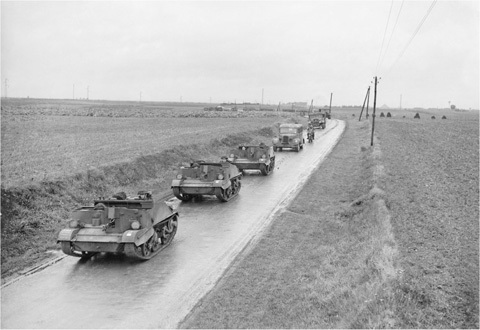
[1,119,345,329]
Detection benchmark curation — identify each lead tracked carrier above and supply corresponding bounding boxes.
[172,160,242,202]
[228,144,275,175]
[57,191,178,260]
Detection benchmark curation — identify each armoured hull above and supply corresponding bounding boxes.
[172,161,242,202]
[57,192,178,260]
[228,144,275,175]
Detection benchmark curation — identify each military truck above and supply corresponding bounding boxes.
[171,160,242,202]
[308,112,326,129]
[57,191,178,260]
[272,123,305,152]
[228,143,275,175]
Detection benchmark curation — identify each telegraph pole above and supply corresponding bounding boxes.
[73,84,75,100]
[261,88,264,106]
[366,87,370,118]
[329,92,333,112]
[370,76,379,146]
[359,86,370,121]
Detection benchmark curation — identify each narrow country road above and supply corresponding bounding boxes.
[1,119,345,329]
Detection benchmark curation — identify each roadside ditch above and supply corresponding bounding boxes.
[1,124,283,283]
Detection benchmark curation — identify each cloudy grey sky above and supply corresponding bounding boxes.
[1,0,478,109]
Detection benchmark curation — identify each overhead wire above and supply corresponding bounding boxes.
[375,0,394,75]
[384,0,438,77]
[379,0,405,69]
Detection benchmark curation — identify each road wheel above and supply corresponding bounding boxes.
[159,215,178,246]
[125,233,161,261]
[231,178,241,195]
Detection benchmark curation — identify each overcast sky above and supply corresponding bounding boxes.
[1,0,478,109]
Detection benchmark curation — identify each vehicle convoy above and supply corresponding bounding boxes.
[227,143,276,175]
[171,159,242,202]
[308,112,327,129]
[57,191,178,260]
[272,123,305,152]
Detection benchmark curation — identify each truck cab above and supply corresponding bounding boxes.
[272,123,304,152]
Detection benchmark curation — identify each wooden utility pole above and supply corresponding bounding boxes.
[359,86,370,121]
[370,76,378,146]
[329,92,333,114]
[366,88,370,118]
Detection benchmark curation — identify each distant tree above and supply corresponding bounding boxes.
[442,115,447,119]
[414,113,420,119]
[387,112,392,117]
[450,104,456,110]
[380,112,385,117]
[431,116,436,119]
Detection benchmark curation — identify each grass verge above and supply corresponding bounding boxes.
[181,118,400,328]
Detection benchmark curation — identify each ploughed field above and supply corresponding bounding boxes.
[1,99,285,188]
[374,114,479,327]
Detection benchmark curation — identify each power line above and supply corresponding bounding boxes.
[380,0,405,69]
[375,0,394,74]
[385,0,437,75]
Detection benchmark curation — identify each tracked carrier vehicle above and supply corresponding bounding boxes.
[57,191,178,260]
[172,160,242,202]
[228,143,275,175]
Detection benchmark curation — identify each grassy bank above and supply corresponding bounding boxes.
[0,125,282,281]
[182,114,479,328]
[182,118,399,328]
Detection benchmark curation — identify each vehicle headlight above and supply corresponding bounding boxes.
[131,220,141,230]
[217,174,224,180]
[176,174,183,179]
[230,154,235,158]
[273,137,279,143]
[262,154,266,159]
[69,220,79,228]
[294,138,300,143]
